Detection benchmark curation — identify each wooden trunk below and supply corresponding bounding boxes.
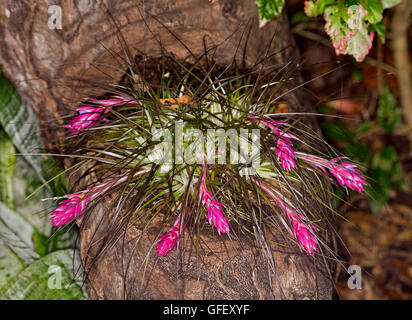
[0,0,332,299]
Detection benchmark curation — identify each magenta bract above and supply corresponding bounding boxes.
[66,97,138,135]
[156,216,182,256]
[199,168,230,235]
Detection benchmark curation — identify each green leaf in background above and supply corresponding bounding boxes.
[344,141,370,163]
[355,120,375,135]
[345,4,376,62]
[321,120,355,142]
[0,129,15,208]
[0,249,86,300]
[0,201,39,264]
[290,11,312,25]
[367,146,409,213]
[381,0,402,9]
[12,157,49,235]
[0,69,85,299]
[360,0,383,24]
[377,86,401,133]
[372,21,386,43]
[372,145,398,171]
[303,0,402,61]
[0,246,25,288]
[304,0,335,17]
[255,0,285,27]
[0,72,44,185]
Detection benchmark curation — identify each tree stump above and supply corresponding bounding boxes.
[0,0,333,299]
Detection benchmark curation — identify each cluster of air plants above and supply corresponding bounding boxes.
[49,55,366,267]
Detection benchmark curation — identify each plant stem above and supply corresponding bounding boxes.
[391,0,412,143]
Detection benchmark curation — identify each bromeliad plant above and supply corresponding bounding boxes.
[50,57,367,261]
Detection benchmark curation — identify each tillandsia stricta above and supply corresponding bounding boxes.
[50,55,367,267]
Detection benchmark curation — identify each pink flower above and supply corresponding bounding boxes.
[255,181,319,256]
[248,116,298,172]
[275,138,297,172]
[299,155,367,193]
[156,216,182,256]
[65,97,138,135]
[65,106,106,134]
[328,159,367,193]
[289,214,319,256]
[50,192,91,226]
[50,176,128,226]
[199,168,230,235]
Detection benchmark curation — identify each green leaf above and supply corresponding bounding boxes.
[12,157,50,235]
[0,71,70,237]
[324,3,375,62]
[367,146,408,212]
[352,68,365,83]
[32,233,50,257]
[381,0,402,9]
[355,120,375,135]
[304,0,334,17]
[371,145,397,170]
[344,141,370,163]
[49,229,77,252]
[0,129,15,208]
[360,0,383,24]
[346,4,376,62]
[0,201,39,265]
[0,249,86,300]
[0,72,44,185]
[366,174,390,213]
[290,11,311,25]
[377,86,401,133]
[321,120,354,142]
[0,245,25,288]
[255,0,285,27]
[371,21,386,43]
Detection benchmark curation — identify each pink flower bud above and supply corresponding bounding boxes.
[66,97,139,135]
[275,138,297,172]
[206,202,230,235]
[288,214,319,256]
[248,116,298,172]
[156,216,182,256]
[50,193,91,226]
[65,107,104,134]
[199,168,230,235]
[50,177,128,226]
[328,159,367,193]
[300,155,367,193]
[255,181,319,256]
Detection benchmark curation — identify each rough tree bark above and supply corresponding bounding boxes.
[0,0,332,299]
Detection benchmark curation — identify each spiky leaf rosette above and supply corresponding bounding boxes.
[52,57,366,263]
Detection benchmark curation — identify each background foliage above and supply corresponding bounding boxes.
[0,71,87,300]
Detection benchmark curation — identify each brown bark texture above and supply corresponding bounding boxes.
[0,0,332,299]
